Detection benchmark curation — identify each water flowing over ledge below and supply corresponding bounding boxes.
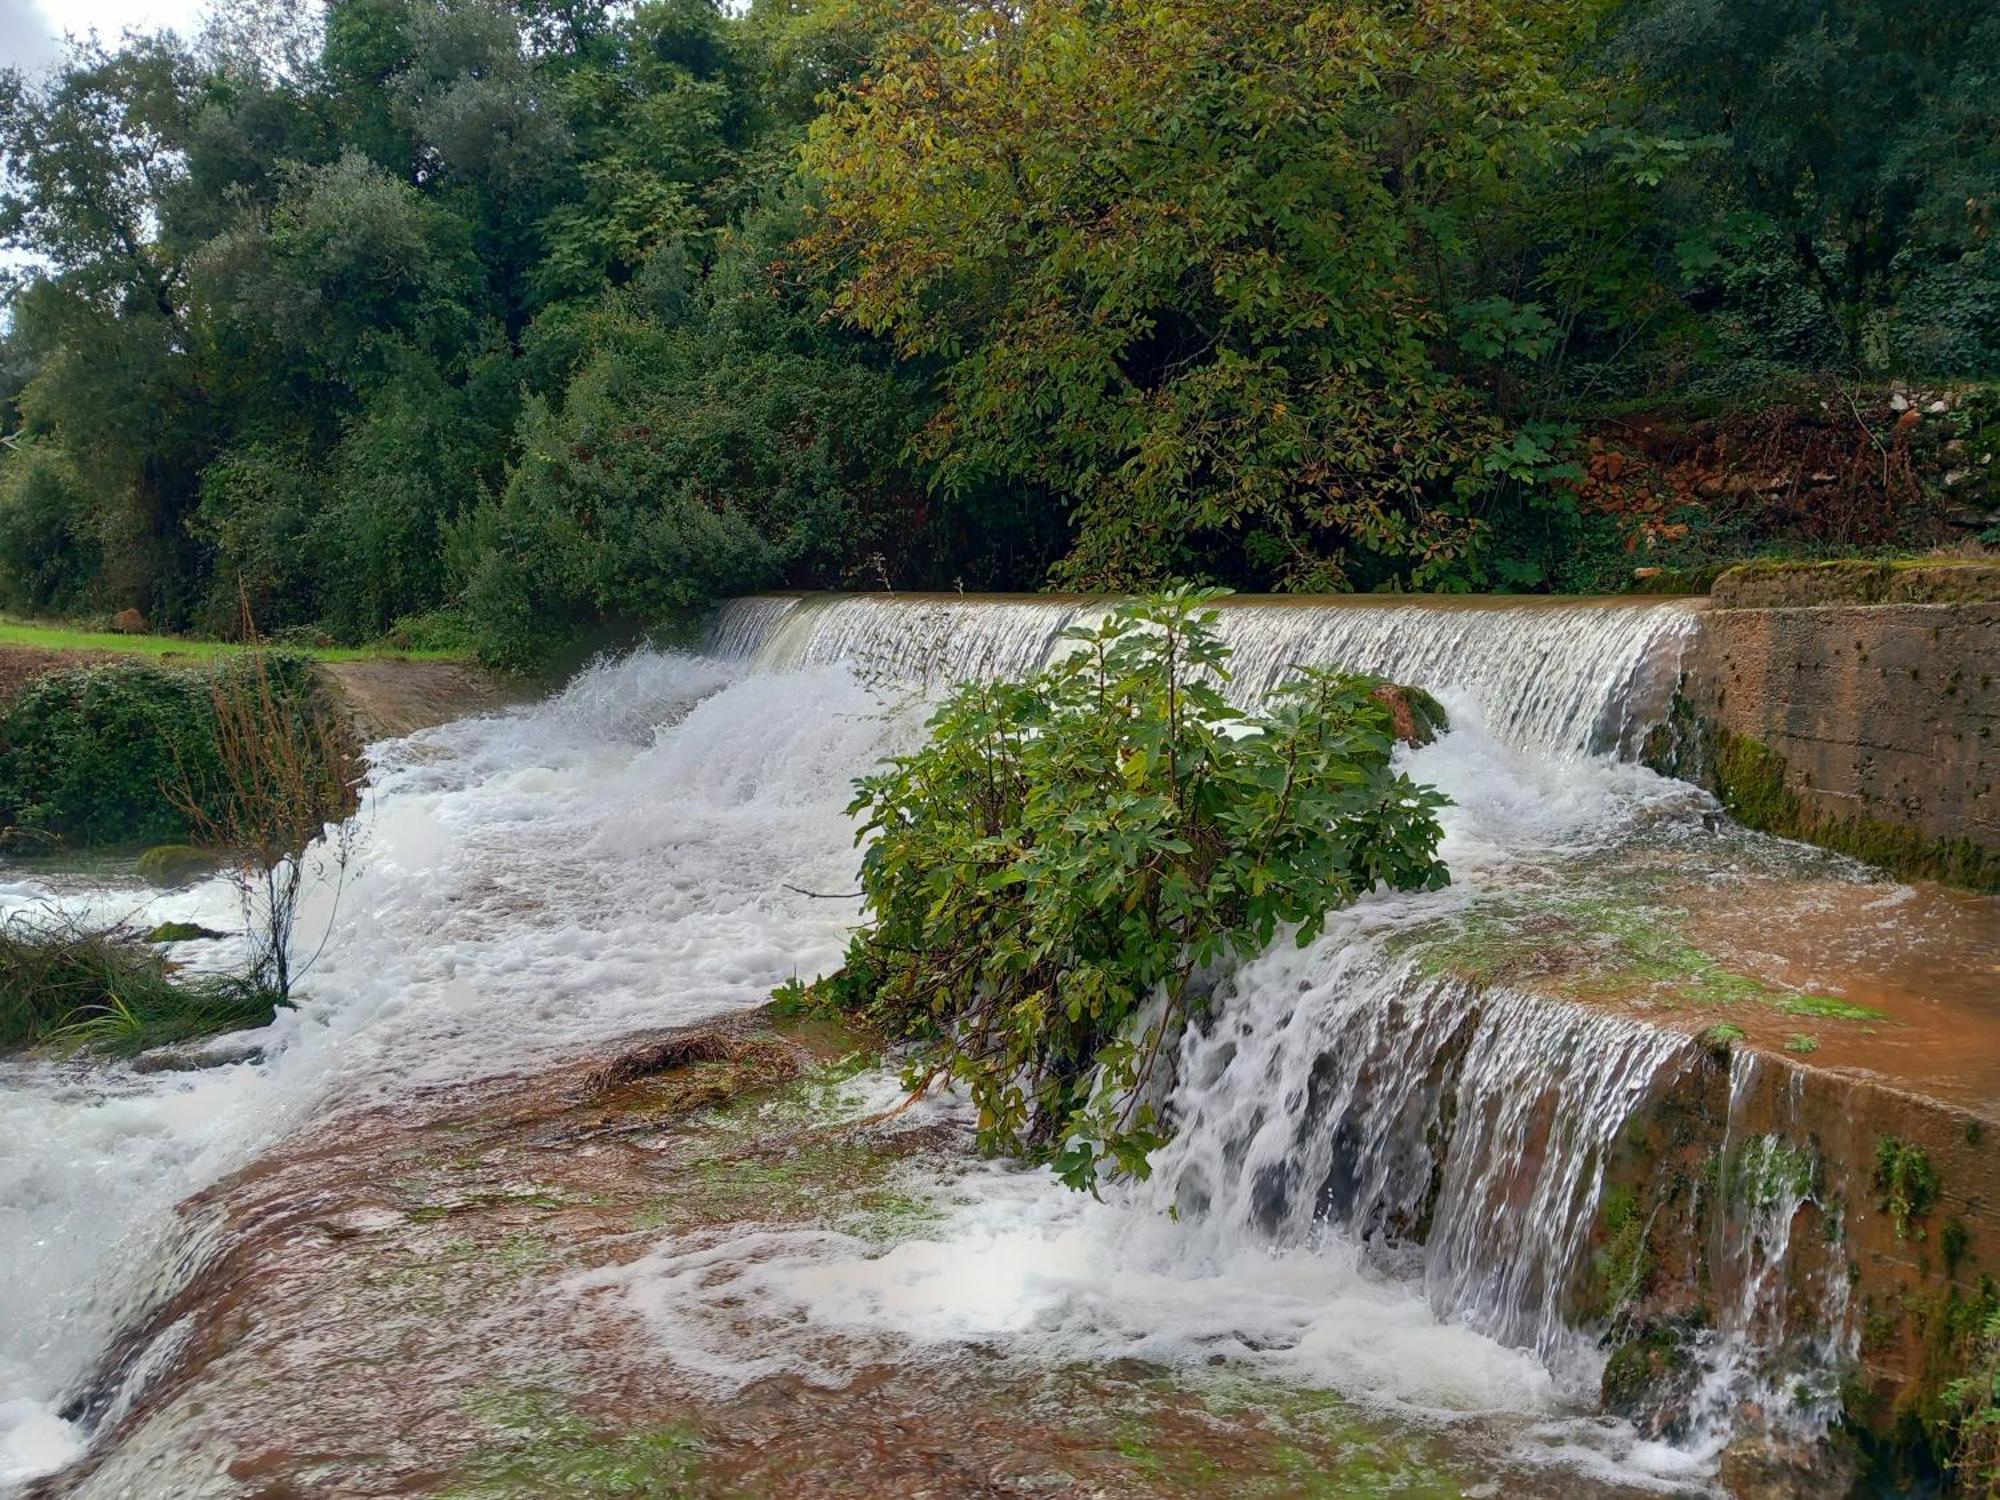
[707,592,1705,759]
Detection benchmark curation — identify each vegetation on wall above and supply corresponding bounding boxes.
[0,0,1993,669]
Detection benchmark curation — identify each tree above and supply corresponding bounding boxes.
[1614,0,2000,371]
[802,0,1600,594]
[454,202,931,669]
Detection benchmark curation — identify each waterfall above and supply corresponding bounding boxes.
[707,592,1703,758]
[1145,939,1703,1397]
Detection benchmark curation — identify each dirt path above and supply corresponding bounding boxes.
[316,658,523,740]
[0,643,522,740]
[0,648,125,705]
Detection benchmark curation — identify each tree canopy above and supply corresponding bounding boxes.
[0,0,1992,664]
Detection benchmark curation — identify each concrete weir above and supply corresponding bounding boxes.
[1662,562,2000,892]
[705,586,2000,1490]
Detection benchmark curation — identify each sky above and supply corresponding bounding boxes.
[2,0,210,74]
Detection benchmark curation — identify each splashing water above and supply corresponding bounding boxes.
[711,592,1705,757]
[2,590,1808,1495]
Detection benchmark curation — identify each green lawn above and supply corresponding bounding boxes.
[0,616,466,662]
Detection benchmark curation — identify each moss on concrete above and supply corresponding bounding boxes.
[1587,1187,1652,1324]
[1391,888,1885,1023]
[1710,728,2000,892]
[446,1388,704,1498]
[1602,1323,1696,1418]
[1875,1137,1942,1243]
[1711,559,2000,609]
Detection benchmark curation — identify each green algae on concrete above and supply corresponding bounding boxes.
[1390,888,1886,1025]
[616,1044,950,1241]
[1077,1372,1471,1498]
[1708,727,2000,893]
[445,1387,704,1498]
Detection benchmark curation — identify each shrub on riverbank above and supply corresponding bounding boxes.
[797,589,1450,1191]
[0,653,353,850]
[0,912,283,1054]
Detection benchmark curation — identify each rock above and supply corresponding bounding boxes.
[1367,682,1448,747]
[131,1042,265,1075]
[1926,398,1950,414]
[144,921,229,943]
[135,844,220,888]
[109,608,148,635]
[1717,1435,1859,1500]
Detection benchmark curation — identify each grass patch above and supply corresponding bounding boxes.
[0,614,465,662]
[0,911,282,1054]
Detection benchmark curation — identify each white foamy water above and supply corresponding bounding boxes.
[713,592,1705,758]
[0,651,899,1484]
[4,592,1730,1493]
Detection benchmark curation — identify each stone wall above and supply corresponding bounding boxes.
[1663,579,2000,890]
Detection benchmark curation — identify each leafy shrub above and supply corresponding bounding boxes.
[0,439,102,615]
[0,652,339,849]
[1947,1299,2000,1498]
[805,589,1450,1190]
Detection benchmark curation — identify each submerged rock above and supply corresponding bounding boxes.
[1367,680,1449,747]
[143,921,228,944]
[130,1040,265,1074]
[1717,1434,1861,1500]
[135,844,219,888]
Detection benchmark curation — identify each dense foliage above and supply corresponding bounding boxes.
[803,591,1449,1189]
[1,0,1994,664]
[0,652,340,848]
[803,0,1592,593]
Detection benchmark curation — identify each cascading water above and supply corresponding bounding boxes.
[4,587,1850,1497]
[1150,951,1702,1383]
[711,592,1703,757]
